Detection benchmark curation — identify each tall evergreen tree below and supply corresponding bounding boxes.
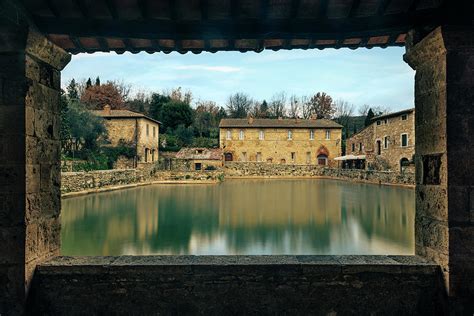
[95,76,101,86]
[66,79,79,100]
[86,78,92,89]
[365,108,375,126]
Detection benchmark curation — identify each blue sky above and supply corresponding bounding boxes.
[62,47,414,113]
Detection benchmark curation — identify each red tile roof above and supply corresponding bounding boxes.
[219,118,342,129]
[91,109,161,125]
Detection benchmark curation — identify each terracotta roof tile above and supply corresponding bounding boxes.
[91,109,161,125]
[219,118,342,129]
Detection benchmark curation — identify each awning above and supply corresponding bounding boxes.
[334,155,366,161]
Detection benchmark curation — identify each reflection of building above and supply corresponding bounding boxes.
[345,109,415,172]
[92,105,161,167]
[175,148,223,171]
[219,117,342,167]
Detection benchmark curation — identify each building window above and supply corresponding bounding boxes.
[401,134,408,147]
[359,142,363,151]
[145,148,149,162]
[226,130,231,140]
[384,136,389,149]
[153,126,156,138]
[259,130,264,140]
[256,152,262,162]
[151,149,155,162]
[196,149,203,154]
[401,114,407,120]
[376,140,381,155]
[146,124,149,136]
[384,119,388,124]
[309,130,314,140]
[291,152,296,162]
[306,152,311,164]
[239,130,244,140]
[376,120,381,126]
[288,130,293,140]
[195,163,202,171]
[351,143,355,152]
[325,130,330,140]
[241,152,247,161]
[317,154,328,166]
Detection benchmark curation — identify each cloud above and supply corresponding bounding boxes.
[173,65,241,73]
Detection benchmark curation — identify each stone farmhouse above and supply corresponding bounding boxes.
[175,147,223,171]
[92,105,161,167]
[345,108,415,172]
[219,117,342,167]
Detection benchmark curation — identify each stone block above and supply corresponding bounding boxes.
[0,192,26,227]
[25,30,71,71]
[0,226,25,264]
[25,82,60,114]
[25,55,61,90]
[25,164,40,194]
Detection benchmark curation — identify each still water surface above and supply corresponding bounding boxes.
[61,179,415,256]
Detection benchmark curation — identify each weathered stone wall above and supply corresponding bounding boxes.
[61,169,223,194]
[404,26,474,311]
[31,255,444,315]
[137,117,159,163]
[224,162,415,185]
[220,127,342,167]
[0,19,70,314]
[346,111,415,171]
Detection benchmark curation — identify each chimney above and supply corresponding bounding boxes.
[248,116,254,124]
[103,104,111,115]
[310,114,318,120]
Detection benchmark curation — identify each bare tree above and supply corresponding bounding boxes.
[226,92,253,118]
[269,92,287,118]
[307,92,335,119]
[358,104,370,116]
[372,105,390,116]
[301,95,312,119]
[334,99,355,128]
[288,95,300,118]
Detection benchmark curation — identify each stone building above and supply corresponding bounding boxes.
[92,105,161,167]
[175,148,223,171]
[346,108,415,171]
[219,118,342,167]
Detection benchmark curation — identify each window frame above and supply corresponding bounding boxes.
[226,130,231,140]
[309,129,314,140]
[401,133,408,147]
[288,130,293,140]
[259,130,264,140]
[325,130,330,140]
[384,136,389,149]
[239,130,244,140]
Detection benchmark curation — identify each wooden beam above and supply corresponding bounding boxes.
[44,0,60,17]
[137,0,149,20]
[33,8,442,41]
[376,0,392,16]
[348,0,361,18]
[407,0,421,12]
[200,0,208,20]
[96,37,109,51]
[318,0,329,20]
[105,0,118,19]
[69,35,85,51]
[73,0,89,18]
[290,0,301,19]
[169,0,177,20]
[260,0,269,20]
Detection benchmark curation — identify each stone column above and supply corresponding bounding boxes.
[0,15,70,314]
[404,26,474,311]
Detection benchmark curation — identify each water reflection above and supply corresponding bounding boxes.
[61,179,414,255]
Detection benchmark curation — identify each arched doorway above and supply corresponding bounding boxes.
[316,145,330,166]
[400,157,410,173]
[224,153,233,162]
[317,154,328,166]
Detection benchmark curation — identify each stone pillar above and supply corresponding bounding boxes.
[404,26,474,311]
[0,16,70,314]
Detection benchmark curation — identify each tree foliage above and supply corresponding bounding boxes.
[226,92,252,118]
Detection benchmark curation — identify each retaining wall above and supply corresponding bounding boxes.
[224,162,415,185]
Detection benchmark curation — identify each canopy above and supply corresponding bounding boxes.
[334,155,366,161]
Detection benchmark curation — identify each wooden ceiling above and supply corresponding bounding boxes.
[15,0,457,54]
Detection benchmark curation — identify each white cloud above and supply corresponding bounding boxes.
[173,65,241,73]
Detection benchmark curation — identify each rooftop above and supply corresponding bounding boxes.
[219,118,343,129]
[10,0,458,53]
[175,148,222,160]
[91,109,161,125]
[372,108,414,121]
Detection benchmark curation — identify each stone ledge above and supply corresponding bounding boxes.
[39,255,436,269]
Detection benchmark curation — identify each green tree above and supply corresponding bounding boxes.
[148,93,171,122]
[95,76,101,86]
[86,78,92,89]
[160,100,193,132]
[66,79,79,100]
[173,124,194,147]
[365,108,375,126]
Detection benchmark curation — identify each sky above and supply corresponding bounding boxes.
[62,47,414,113]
